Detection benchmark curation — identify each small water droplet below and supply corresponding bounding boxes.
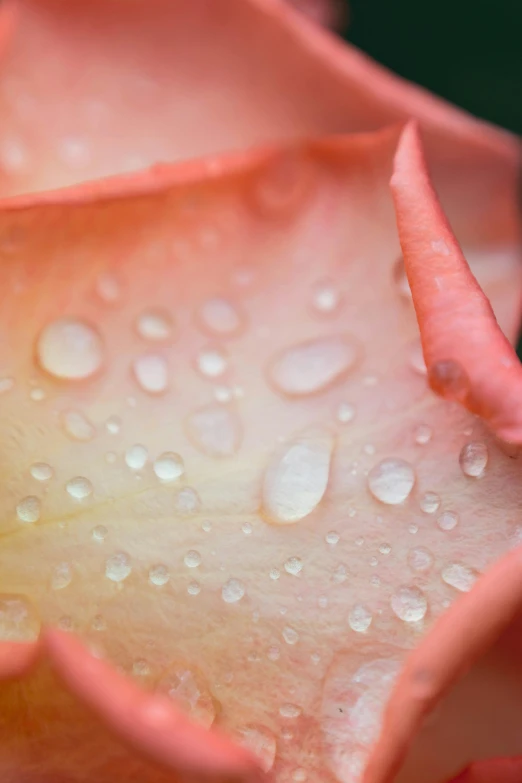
[326,531,340,546]
[270,568,280,581]
[153,452,184,482]
[0,595,40,641]
[333,564,348,583]
[58,615,73,632]
[92,614,106,631]
[233,724,276,773]
[408,547,434,572]
[336,402,355,424]
[66,476,93,501]
[368,458,415,505]
[132,353,169,394]
[263,428,334,524]
[175,487,201,514]
[429,360,470,402]
[202,520,212,533]
[149,564,170,586]
[391,585,427,622]
[222,578,246,603]
[379,543,392,555]
[414,424,432,445]
[441,562,478,592]
[92,524,108,542]
[16,495,41,524]
[311,279,340,315]
[185,404,242,458]
[349,604,373,633]
[157,665,215,728]
[29,386,46,402]
[292,769,307,782]
[268,645,280,661]
[135,308,173,342]
[0,377,14,394]
[95,272,121,303]
[133,659,152,678]
[106,415,122,435]
[279,703,302,719]
[284,556,303,576]
[420,491,440,514]
[187,580,201,595]
[36,318,104,380]
[459,441,488,478]
[282,626,299,645]
[125,443,148,471]
[196,347,228,378]
[268,336,359,396]
[198,297,244,337]
[242,521,253,535]
[61,409,96,441]
[30,462,53,481]
[437,510,459,531]
[105,552,132,582]
[51,562,72,590]
[184,550,202,568]
[252,151,311,216]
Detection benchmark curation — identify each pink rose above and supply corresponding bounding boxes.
[0,2,520,782]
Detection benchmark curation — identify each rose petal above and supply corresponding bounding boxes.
[448,757,522,783]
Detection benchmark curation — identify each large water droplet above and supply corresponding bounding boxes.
[16,495,41,524]
[51,562,73,590]
[149,564,170,586]
[391,585,427,622]
[279,703,302,719]
[61,409,96,441]
[185,404,242,458]
[367,458,415,505]
[153,452,184,482]
[196,347,228,378]
[222,578,246,603]
[66,476,93,501]
[136,308,173,342]
[263,428,334,525]
[407,547,434,572]
[36,318,104,380]
[198,298,243,337]
[125,443,149,471]
[132,354,169,394]
[284,556,303,576]
[441,562,478,592]
[0,595,40,641]
[268,336,359,396]
[184,550,202,568]
[233,724,276,773]
[459,441,488,478]
[349,605,373,633]
[157,665,216,728]
[105,552,132,582]
[30,462,53,482]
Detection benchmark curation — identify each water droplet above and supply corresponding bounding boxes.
[311,279,340,315]
[105,552,132,582]
[437,510,459,531]
[336,402,355,424]
[106,415,122,435]
[279,703,302,719]
[270,568,280,581]
[196,347,228,378]
[391,585,427,622]
[333,564,348,583]
[459,441,488,478]
[284,556,303,576]
[176,487,201,514]
[153,452,184,482]
[242,521,253,535]
[379,543,392,555]
[420,491,440,514]
[293,769,307,782]
[184,550,202,568]
[30,462,53,481]
[125,443,148,471]
[408,340,427,375]
[92,524,108,542]
[429,360,470,402]
[133,659,152,678]
[326,531,340,546]
[135,308,173,342]
[92,614,106,631]
[367,458,415,505]
[202,520,212,533]
[51,562,72,590]
[0,595,40,641]
[393,256,412,300]
[349,605,373,633]
[0,376,14,394]
[185,404,242,458]
[66,476,93,501]
[282,626,299,645]
[58,615,73,632]
[16,495,41,524]
[408,547,434,573]
[414,424,432,445]
[149,564,170,586]
[157,665,215,728]
[198,297,244,337]
[252,151,311,216]
[61,409,96,441]
[263,428,334,524]
[95,272,120,303]
[222,578,246,603]
[268,645,280,661]
[36,318,104,380]
[441,562,478,592]
[233,724,276,773]
[268,336,359,396]
[187,581,201,595]
[132,353,169,394]
[29,387,46,402]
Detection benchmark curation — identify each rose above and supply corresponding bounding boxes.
[0,1,520,782]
